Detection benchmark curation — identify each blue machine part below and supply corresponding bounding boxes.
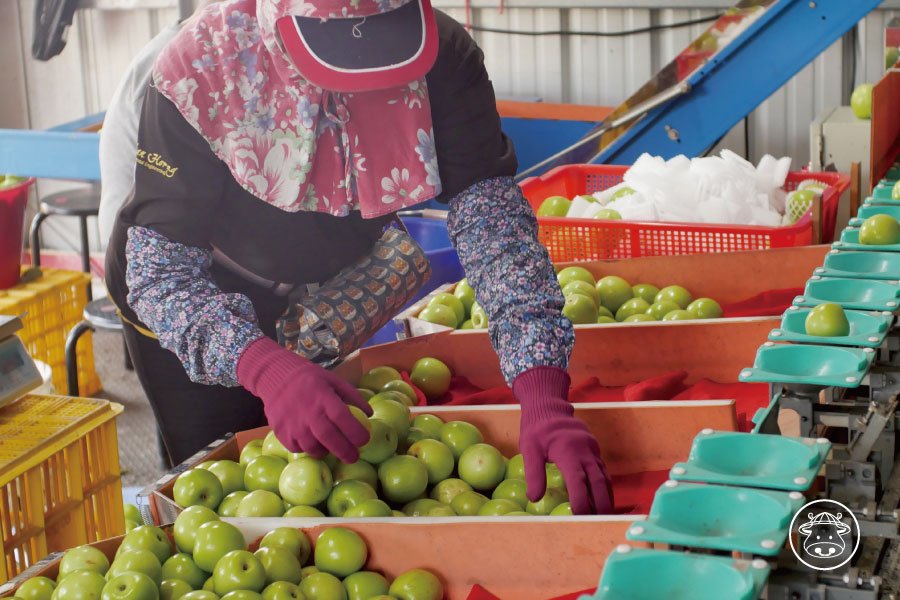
[556,0,882,167]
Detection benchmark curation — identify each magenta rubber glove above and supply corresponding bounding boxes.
[237,336,372,464]
[514,366,614,515]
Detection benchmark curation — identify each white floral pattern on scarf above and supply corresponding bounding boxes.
[152,0,441,218]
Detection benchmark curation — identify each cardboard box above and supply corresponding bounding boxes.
[395,245,829,338]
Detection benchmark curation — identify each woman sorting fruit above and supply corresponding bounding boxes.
[104,0,613,514]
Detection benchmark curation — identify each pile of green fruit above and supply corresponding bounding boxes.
[555,266,723,325]
[859,214,900,246]
[415,280,486,330]
[171,367,573,520]
[0,175,26,191]
[11,515,442,600]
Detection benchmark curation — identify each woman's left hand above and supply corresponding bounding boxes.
[513,367,614,515]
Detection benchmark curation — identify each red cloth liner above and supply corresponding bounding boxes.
[721,287,801,318]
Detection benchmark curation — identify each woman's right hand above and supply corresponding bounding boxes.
[237,336,372,463]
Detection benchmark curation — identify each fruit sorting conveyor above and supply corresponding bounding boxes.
[584,164,900,599]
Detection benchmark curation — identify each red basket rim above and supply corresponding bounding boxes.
[0,177,36,198]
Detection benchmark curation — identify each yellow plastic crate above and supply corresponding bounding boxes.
[0,395,125,582]
[0,269,100,396]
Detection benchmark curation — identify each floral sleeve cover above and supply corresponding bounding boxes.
[125,225,264,387]
[447,176,574,384]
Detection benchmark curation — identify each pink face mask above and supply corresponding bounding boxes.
[152,0,441,218]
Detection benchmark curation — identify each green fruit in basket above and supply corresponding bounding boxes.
[662,310,695,322]
[299,573,344,600]
[332,459,378,490]
[356,388,374,401]
[536,196,571,217]
[358,366,402,392]
[108,550,163,585]
[123,504,142,524]
[402,498,443,517]
[119,526,172,564]
[687,298,723,319]
[192,521,246,573]
[491,479,528,509]
[206,461,246,496]
[101,572,159,600]
[173,506,218,554]
[410,357,452,400]
[426,505,456,517]
[596,316,616,324]
[217,491,248,518]
[610,186,636,201]
[596,276,634,313]
[359,419,399,465]
[477,499,520,516]
[413,414,444,440]
[615,298,650,322]
[196,462,216,470]
[343,498,393,518]
[261,432,291,460]
[389,569,443,600]
[526,487,568,515]
[624,314,655,323]
[439,421,483,459]
[244,455,287,495]
[859,214,900,245]
[278,457,333,506]
[562,280,600,306]
[381,380,417,405]
[449,491,489,516]
[850,83,873,120]
[161,554,207,590]
[52,571,106,600]
[407,439,454,484]
[369,395,410,440]
[213,551,266,595]
[655,285,693,309]
[893,180,900,200]
[220,592,261,600]
[505,454,525,480]
[0,175,25,190]
[314,528,367,579]
[260,527,311,565]
[428,293,465,324]
[160,580,192,600]
[632,284,659,305]
[378,455,429,504]
[886,46,900,70]
[236,490,285,518]
[343,571,389,600]
[254,547,302,586]
[178,593,217,600]
[470,302,488,329]
[805,303,850,337]
[173,469,225,512]
[15,577,56,600]
[550,502,574,516]
[283,505,325,518]
[240,440,264,466]
[326,480,378,517]
[417,303,458,328]
[453,279,477,313]
[557,266,595,288]
[430,478,472,505]
[593,209,622,220]
[546,463,566,490]
[562,294,597,325]
[261,582,301,600]
[60,546,110,578]
[458,444,507,491]
[459,319,474,329]
[646,300,680,321]
[125,521,141,532]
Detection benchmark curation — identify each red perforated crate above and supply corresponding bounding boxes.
[518,165,849,263]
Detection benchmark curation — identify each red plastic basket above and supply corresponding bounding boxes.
[518,165,849,263]
[0,178,35,289]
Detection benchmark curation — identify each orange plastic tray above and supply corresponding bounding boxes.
[519,164,849,262]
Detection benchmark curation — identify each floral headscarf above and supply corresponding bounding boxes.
[152,0,441,218]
